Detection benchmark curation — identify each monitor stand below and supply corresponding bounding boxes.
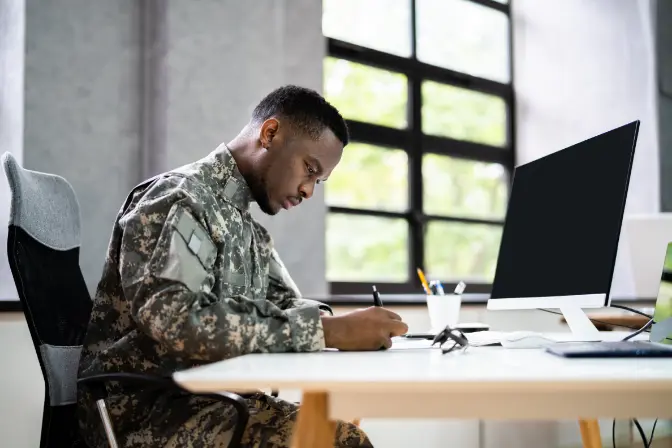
[559,306,601,342]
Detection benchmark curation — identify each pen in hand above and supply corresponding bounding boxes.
[372,285,383,307]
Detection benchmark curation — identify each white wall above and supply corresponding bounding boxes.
[0,314,43,448]
[513,0,660,300]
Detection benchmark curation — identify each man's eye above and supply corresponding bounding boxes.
[306,164,315,175]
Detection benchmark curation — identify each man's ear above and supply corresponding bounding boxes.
[259,118,280,149]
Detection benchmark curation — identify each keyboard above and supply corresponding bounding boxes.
[546,341,672,358]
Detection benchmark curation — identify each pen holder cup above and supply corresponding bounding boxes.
[426,294,461,333]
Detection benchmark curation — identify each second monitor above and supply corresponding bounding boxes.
[487,121,640,341]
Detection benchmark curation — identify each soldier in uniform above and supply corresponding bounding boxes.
[77,85,408,447]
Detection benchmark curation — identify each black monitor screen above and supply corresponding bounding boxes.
[490,121,639,300]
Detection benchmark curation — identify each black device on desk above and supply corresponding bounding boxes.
[546,341,672,358]
[402,323,490,339]
[547,241,672,358]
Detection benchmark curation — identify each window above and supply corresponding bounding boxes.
[323,0,515,295]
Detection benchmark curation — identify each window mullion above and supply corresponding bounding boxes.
[409,71,424,285]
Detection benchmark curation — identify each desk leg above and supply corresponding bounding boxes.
[291,392,336,448]
[578,419,602,448]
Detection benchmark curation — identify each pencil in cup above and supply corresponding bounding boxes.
[416,268,431,294]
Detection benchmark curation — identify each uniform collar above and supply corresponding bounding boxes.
[210,143,254,212]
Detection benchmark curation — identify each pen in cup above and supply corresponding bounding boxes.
[429,280,445,296]
[372,285,383,307]
[454,281,466,295]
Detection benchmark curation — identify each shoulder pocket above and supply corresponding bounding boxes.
[155,206,217,292]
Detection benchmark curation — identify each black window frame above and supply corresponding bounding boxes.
[325,0,516,296]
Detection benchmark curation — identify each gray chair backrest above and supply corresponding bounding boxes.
[3,152,81,251]
[3,151,92,448]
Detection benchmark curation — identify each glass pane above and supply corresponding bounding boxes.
[326,143,408,211]
[422,80,507,147]
[327,214,408,282]
[425,221,502,282]
[322,0,412,57]
[324,57,408,129]
[416,0,510,83]
[423,154,508,219]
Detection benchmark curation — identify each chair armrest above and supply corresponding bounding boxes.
[77,372,250,439]
[78,373,174,390]
[78,373,248,407]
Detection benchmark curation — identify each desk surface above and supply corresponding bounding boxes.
[174,332,672,420]
[174,335,671,393]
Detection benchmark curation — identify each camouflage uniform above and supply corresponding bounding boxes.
[77,144,372,447]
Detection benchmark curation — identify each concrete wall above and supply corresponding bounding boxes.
[163,0,327,297]
[656,0,672,211]
[23,0,143,292]
[15,0,327,297]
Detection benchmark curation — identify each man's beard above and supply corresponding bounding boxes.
[248,173,276,215]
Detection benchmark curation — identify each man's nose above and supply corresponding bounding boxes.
[299,181,315,200]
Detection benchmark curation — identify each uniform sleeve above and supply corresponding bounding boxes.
[118,181,325,361]
[266,247,334,316]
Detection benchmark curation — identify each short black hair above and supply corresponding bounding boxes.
[251,85,349,146]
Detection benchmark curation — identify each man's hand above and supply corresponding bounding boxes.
[321,307,409,351]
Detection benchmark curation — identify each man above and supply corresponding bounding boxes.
[77,85,408,447]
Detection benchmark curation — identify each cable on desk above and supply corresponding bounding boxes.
[633,419,649,448]
[621,319,653,341]
[613,418,658,448]
[538,309,648,332]
[539,309,672,342]
[609,304,653,318]
[648,419,658,447]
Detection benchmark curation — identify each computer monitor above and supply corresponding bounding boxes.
[651,242,672,345]
[487,121,640,341]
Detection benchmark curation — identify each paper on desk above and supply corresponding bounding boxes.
[389,338,436,350]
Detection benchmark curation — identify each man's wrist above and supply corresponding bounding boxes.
[320,315,333,348]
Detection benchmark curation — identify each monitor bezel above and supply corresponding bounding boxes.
[487,120,640,311]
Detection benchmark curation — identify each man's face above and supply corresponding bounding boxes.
[251,119,344,215]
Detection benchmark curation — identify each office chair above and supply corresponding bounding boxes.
[1,152,249,448]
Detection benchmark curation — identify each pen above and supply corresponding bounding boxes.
[416,268,431,295]
[454,281,466,295]
[430,280,445,296]
[372,285,383,307]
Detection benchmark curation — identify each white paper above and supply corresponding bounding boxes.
[389,338,437,350]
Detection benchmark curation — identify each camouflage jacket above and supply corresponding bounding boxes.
[77,144,330,441]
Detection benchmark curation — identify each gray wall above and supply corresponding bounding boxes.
[657,0,672,211]
[20,0,326,296]
[164,0,327,296]
[24,0,143,291]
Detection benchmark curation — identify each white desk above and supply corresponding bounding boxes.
[173,332,672,447]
